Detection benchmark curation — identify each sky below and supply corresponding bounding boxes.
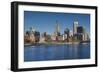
[24,11,90,35]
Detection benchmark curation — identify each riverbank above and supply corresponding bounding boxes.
[24,41,90,47]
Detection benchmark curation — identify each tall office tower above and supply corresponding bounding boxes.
[55,21,60,36]
[77,26,84,34]
[73,19,78,35]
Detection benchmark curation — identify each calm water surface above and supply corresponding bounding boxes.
[24,43,90,62]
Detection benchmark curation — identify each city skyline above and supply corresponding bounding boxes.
[24,11,90,35]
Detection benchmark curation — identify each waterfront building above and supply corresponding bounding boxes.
[24,27,41,43]
[73,19,79,35]
[29,34,35,43]
[63,34,67,40]
[24,27,36,43]
[56,35,63,41]
[34,31,40,42]
[24,33,35,43]
[39,34,46,43]
[54,21,60,36]
[62,34,65,41]
[77,26,85,34]
[82,33,89,41]
[29,27,40,42]
[51,34,56,41]
[69,30,73,37]
[76,26,84,41]
[24,34,29,43]
[77,26,89,41]
[45,34,51,42]
[76,34,83,41]
[76,26,89,41]
[43,32,47,37]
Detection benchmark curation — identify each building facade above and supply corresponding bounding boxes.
[73,19,78,35]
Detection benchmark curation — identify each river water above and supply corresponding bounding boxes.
[24,43,90,62]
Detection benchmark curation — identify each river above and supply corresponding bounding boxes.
[24,43,90,62]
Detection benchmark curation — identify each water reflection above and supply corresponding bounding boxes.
[24,43,90,62]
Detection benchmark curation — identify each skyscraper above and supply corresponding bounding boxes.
[77,26,84,34]
[55,21,60,36]
[73,19,78,35]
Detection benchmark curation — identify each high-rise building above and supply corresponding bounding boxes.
[77,26,84,34]
[69,30,73,37]
[73,19,78,35]
[82,32,89,41]
[63,34,67,40]
[55,21,60,36]
[77,26,89,41]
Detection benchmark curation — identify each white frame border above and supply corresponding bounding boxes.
[18,5,96,69]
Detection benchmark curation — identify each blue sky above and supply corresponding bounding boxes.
[24,11,90,35]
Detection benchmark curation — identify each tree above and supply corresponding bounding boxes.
[64,28,70,42]
[64,28,69,35]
